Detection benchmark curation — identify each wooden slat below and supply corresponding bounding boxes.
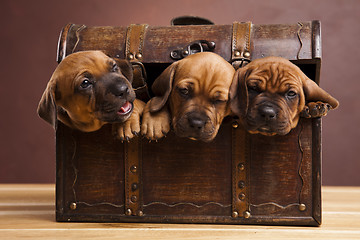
[0,185,360,239]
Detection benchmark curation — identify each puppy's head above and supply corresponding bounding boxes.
[149,52,235,142]
[38,50,135,132]
[230,56,339,136]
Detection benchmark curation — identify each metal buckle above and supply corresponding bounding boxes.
[170,40,216,60]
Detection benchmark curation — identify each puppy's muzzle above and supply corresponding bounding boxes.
[188,112,207,131]
[107,80,131,99]
[259,105,277,122]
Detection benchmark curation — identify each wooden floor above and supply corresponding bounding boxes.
[0,184,359,239]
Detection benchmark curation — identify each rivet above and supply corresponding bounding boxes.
[299,203,306,211]
[135,53,142,59]
[130,165,137,173]
[138,210,144,216]
[238,193,246,201]
[238,163,245,171]
[125,208,132,216]
[131,183,138,191]
[70,202,77,210]
[234,50,241,57]
[131,195,138,203]
[232,211,239,218]
[128,53,134,60]
[244,51,251,58]
[209,41,216,49]
[244,211,251,218]
[232,122,239,129]
[238,181,245,189]
[183,50,189,56]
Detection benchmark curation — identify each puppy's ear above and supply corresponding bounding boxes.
[229,67,249,118]
[37,81,58,129]
[303,78,339,109]
[114,58,134,82]
[149,63,178,113]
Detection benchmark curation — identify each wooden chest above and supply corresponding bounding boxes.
[55,19,322,226]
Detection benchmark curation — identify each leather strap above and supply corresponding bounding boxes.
[231,121,250,219]
[231,22,252,69]
[125,24,150,101]
[131,61,150,101]
[124,137,143,216]
[125,24,148,61]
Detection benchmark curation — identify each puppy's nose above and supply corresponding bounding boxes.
[110,84,129,98]
[188,114,207,130]
[259,106,277,121]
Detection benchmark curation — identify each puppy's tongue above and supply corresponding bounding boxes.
[118,101,132,115]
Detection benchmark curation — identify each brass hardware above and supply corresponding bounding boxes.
[171,40,216,60]
[244,51,251,58]
[138,210,144,216]
[131,183,138,191]
[244,211,251,218]
[232,211,239,218]
[238,181,245,189]
[125,208,132,216]
[299,203,306,211]
[131,195,138,203]
[232,122,239,129]
[238,163,245,171]
[135,53,142,59]
[128,53,134,60]
[70,202,77,210]
[238,193,245,201]
[234,50,241,57]
[130,165,137,173]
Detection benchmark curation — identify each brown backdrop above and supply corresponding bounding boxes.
[0,0,358,185]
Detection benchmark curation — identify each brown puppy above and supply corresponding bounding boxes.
[141,52,235,142]
[230,56,339,136]
[38,50,144,140]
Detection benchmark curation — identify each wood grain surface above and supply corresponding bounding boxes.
[0,184,359,239]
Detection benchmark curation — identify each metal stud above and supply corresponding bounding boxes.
[238,181,245,189]
[70,202,77,210]
[130,165,137,173]
[135,53,142,59]
[128,53,134,60]
[234,50,241,57]
[244,51,251,58]
[125,208,132,216]
[183,50,189,56]
[138,210,144,217]
[299,203,306,211]
[238,163,245,171]
[232,122,239,129]
[131,195,138,203]
[232,211,239,218]
[244,211,251,218]
[238,193,246,201]
[131,183,138,191]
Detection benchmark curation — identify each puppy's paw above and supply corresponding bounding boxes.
[112,118,140,142]
[301,101,331,118]
[112,99,145,141]
[141,107,171,141]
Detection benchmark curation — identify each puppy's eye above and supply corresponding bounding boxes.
[178,87,189,96]
[286,90,297,98]
[80,79,92,89]
[213,99,226,105]
[111,63,119,72]
[248,85,261,93]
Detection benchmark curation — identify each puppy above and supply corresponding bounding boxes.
[230,56,339,136]
[38,50,144,140]
[141,52,235,142]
